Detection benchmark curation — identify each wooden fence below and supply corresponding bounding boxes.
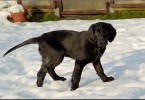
[110,0,145,13]
[17,0,145,16]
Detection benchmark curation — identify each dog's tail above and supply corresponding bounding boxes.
[3,37,40,57]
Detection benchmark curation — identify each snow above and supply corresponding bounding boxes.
[0,1,145,99]
[0,1,10,10]
[8,4,24,13]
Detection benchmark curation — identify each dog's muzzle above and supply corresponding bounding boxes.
[98,38,108,47]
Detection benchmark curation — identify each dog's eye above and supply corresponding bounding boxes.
[95,32,100,37]
[95,29,100,36]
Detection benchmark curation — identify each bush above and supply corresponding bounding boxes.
[27,13,60,22]
[27,11,145,21]
[94,11,145,20]
[42,13,60,21]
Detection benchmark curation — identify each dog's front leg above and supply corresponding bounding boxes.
[93,60,114,82]
[71,60,86,90]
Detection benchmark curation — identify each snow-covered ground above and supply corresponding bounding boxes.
[1,1,145,99]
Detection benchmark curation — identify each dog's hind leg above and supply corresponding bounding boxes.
[46,56,66,81]
[47,67,66,81]
[37,57,51,87]
[36,57,66,87]
[36,63,47,87]
[36,56,66,87]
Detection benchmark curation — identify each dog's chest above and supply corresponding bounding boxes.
[90,47,106,61]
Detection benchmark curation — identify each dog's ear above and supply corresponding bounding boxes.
[107,23,116,42]
[88,24,95,43]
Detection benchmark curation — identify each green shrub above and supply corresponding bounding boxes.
[27,11,145,21]
[27,13,60,22]
[94,11,145,20]
[27,14,33,22]
[42,13,60,21]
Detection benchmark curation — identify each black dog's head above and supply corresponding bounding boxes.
[88,22,116,47]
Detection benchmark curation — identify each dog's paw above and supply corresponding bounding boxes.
[71,85,78,91]
[55,77,66,81]
[60,77,67,81]
[103,76,114,82]
[36,81,43,87]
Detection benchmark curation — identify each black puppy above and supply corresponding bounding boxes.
[4,22,116,90]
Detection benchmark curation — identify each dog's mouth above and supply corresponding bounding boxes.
[97,40,108,48]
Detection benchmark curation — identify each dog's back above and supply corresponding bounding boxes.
[40,30,88,59]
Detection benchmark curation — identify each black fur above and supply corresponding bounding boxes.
[3,22,116,90]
